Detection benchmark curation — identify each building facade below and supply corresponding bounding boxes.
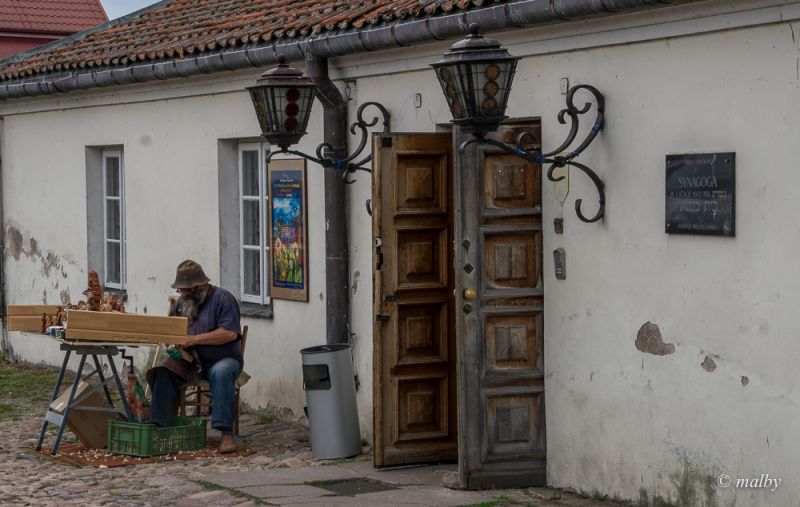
[0,0,796,504]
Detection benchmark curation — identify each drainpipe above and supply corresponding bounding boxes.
[305,54,349,345]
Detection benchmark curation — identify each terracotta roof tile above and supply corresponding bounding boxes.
[0,0,507,81]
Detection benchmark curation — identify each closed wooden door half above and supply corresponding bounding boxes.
[455,118,546,489]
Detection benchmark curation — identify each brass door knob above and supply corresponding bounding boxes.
[463,288,477,301]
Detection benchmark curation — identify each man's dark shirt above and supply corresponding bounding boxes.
[174,285,242,373]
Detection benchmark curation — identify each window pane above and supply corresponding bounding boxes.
[106,242,121,284]
[242,200,260,246]
[242,249,261,296]
[106,200,121,240]
[242,151,259,196]
[105,157,120,197]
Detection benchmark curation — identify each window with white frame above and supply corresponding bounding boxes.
[103,150,126,289]
[238,143,270,304]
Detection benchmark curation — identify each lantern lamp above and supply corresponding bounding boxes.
[247,54,317,151]
[247,55,390,184]
[433,24,607,223]
[431,23,519,136]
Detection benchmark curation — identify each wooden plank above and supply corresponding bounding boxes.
[64,329,187,345]
[7,305,64,332]
[7,305,62,315]
[66,310,187,345]
[8,316,46,332]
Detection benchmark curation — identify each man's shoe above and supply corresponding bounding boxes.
[219,435,238,453]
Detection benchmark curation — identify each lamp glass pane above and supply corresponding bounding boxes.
[437,59,516,124]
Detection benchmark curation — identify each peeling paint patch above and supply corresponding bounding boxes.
[29,238,40,257]
[352,271,360,295]
[59,290,71,305]
[5,226,23,260]
[741,376,749,386]
[42,252,60,277]
[635,322,676,356]
[41,289,47,304]
[701,356,717,372]
[319,292,324,301]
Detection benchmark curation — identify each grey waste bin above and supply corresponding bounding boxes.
[301,344,361,459]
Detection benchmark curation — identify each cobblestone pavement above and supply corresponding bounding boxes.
[0,362,617,507]
[0,405,329,506]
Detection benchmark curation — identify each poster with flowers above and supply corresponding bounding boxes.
[268,158,308,301]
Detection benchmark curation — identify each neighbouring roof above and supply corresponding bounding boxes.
[0,0,108,36]
[0,0,505,82]
[0,36,58,59]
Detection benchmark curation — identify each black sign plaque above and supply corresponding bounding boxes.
[665,153,735,236]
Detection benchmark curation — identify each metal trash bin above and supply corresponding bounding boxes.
[301,343,361,459]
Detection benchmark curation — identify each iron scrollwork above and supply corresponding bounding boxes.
[463,85,606,223]
[266,101,391,185]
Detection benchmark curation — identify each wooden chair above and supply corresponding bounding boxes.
[178,325,250,435]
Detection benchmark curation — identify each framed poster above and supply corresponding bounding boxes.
[268,158,308,301]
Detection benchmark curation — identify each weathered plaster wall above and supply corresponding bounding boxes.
[343,12,800,506]
[507,21,799,507]
[1,78,330,419]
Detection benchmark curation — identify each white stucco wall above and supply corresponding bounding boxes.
[0,73,331,422]
[339,10,800,506]
[2,1,799,504]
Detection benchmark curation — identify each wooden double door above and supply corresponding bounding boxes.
[373,120,546,489]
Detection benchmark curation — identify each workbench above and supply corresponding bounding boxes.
[36,339,150,455]
[8,306,188,454]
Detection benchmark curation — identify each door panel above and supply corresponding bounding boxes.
[374,133,457,467]
[456,119,546,489]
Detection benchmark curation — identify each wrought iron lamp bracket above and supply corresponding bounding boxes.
[460,85,606,223]
[266,101,391,185]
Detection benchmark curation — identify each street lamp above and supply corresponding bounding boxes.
[432,24,606,223]
[247,55,390,184]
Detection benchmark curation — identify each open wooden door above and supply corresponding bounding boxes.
[373,133,458,467]
[455,118,546,488]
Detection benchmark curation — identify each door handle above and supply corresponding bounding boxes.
[376,314,390,321]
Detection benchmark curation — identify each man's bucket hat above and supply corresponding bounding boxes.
[171,259,210,289]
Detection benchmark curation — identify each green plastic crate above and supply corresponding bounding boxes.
[108,416,207,457]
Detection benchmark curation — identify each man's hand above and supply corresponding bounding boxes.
[184,328,237,347]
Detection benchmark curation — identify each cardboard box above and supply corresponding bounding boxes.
[49,381,119,449]
[65,310,188,345]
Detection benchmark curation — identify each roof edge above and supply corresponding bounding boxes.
[0,0,678,101]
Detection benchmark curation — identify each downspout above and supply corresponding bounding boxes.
[304,54,350,345]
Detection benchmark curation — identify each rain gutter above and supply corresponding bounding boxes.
[0,0,676,100]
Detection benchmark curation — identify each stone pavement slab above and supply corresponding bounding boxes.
[202,461,620,507]
[210,464,362,488]
[237,484,335,499]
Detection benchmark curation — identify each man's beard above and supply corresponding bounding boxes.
[179,287,208,324]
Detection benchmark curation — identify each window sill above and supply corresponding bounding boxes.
[102,287,128,301]
[239,302,273,319]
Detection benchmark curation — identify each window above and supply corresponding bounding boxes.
[103,150,125,289]
[238,143,270,304]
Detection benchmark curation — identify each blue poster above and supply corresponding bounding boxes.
[270,169,305,289]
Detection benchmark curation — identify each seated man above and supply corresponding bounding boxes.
[147,259,243,453]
